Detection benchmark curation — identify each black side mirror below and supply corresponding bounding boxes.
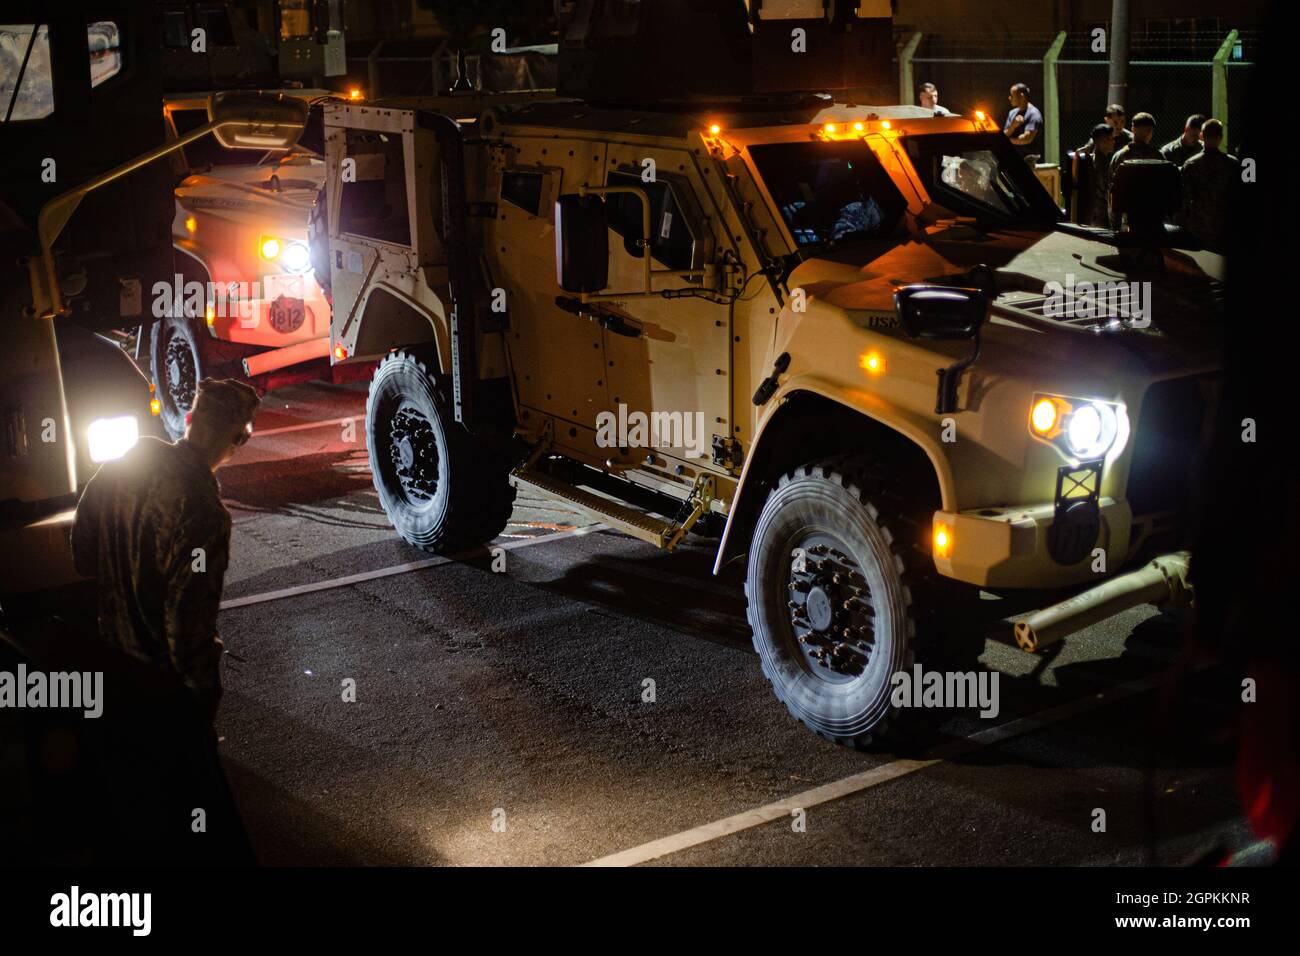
[894,285,988,340]
[894,285,989,414]
[555,194,609,294]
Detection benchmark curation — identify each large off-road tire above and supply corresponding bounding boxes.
[150,314,206,440]
[366,349,515,553]
[149,315,258,439]
[746,455,947,749]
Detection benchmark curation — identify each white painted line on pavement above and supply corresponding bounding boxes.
[582,670,1167,867]
[250,415,365,438]
[220,523,608,610]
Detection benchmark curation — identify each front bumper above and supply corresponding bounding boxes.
[932,496,1132,589]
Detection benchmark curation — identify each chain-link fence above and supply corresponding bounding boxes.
[902,30,1259,161]
[343,28,1257,164]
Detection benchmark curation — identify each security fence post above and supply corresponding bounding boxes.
[1043,31,1067,166]
[898,31,922,107]
[1212,29,1239,144]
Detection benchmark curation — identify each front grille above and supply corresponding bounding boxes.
[1126,375,1217,517]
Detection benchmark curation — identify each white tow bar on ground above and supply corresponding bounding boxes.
[1013,551,1193,652]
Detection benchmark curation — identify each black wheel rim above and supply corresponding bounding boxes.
[386,403,440,505]
[784,530,878,686]
[164,332,197,412]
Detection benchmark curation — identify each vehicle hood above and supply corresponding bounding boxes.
[174,157,323,227]
[789,223,1224,379]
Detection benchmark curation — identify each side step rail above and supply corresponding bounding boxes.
[511,463,714,552]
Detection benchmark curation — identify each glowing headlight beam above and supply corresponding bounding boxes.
[87,415,139,463]
[281,241,311,274]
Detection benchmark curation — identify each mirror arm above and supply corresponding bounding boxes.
[34,118,237,320]
[934,328,981,415]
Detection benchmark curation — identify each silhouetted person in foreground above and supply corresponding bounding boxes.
[71,377,259,864]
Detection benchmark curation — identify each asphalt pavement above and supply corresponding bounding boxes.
[209,380,1248,866]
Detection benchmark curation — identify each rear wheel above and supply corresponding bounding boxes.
[366,349,515,552]
[746,456,950,749]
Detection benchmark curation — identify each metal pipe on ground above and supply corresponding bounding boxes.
[1013,551,1191,652]
[241,336,330,377]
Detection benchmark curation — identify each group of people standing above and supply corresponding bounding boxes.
[1073,106,1239,251]
[915,80,1240,253]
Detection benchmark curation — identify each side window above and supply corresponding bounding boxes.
[605,169,698,272]
[0,23,54,122]
[501,170,543,216]
[279,0,313,38]
[198,5,237,48]
[88,21,122,88]
[338,129,411,246]
[161,10,190,48]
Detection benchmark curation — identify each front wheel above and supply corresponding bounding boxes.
[365,350,515,552]
[150,314,204,440]
[746,457,928,749]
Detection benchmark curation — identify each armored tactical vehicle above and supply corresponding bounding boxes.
[147,1,351,437]
[155,91,341,438]
[320,0,1222,747]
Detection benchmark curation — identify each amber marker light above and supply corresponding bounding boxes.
[859,350,886,375]
[852,121,865,132]
[933,523,953,558]
[708,123,721,135]
[880,120,891,130]
[150,398,161,416]
[349,87,363,100]
[334,344,348,360]
[184,215,196,234]
[260,236,282,260]
[1030,397,1061,436]
[824,122,837,135]
[205,304,216,327]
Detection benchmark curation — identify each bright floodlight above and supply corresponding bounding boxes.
[88,415,139,463]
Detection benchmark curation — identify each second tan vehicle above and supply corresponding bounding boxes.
[319,1,1222,747]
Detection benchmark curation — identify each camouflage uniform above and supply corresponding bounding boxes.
[1088,148,1115,228]
[71,436,230,708]
[1110,138,1162,171]
[1182,147,1240,251]
[1159,135,1203,168]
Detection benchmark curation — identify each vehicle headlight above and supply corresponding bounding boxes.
[1028,393,1126,463]
[87,414,139,463]
[281,240,311,274]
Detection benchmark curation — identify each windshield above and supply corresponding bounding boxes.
[904,132,1061,225]
[749,140,907,253]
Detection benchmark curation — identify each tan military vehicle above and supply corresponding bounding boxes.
[320,1,1222,747]
[154,91,340,438]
